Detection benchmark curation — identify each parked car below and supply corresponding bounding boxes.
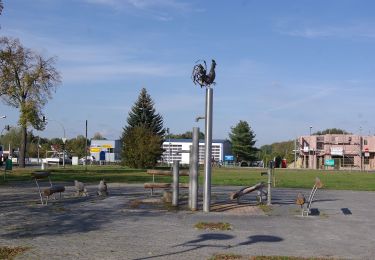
[79,155,96,165]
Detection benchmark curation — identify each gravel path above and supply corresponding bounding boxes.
[1,181,374,259]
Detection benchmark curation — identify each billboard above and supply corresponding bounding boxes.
[331,147,343,156]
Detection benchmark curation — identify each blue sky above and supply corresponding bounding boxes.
[1,0,375,146]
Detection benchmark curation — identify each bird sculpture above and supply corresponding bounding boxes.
[97,179,108,196]
[74,180,88,197]
[192,59,217,88]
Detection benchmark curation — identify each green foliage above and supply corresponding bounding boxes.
[125,88,165,136]
[65,135,89,158]
[169,131,204,139]
[0,37,61,167]
[121,88,165,168]
[229,120,257,162]
[259,140,295,166]
[313,128,350,135]
[121,126,163,168]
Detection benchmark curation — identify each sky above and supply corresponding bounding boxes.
[1,0,375,146]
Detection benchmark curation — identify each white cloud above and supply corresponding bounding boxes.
[62,63,185,82]
[279,24,375,40]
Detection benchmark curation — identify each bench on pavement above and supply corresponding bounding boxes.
[31,171,65,205]
[144,182,189,195]
[145,169,189,196]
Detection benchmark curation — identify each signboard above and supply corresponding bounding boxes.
[325,159,335,166]
[102,144,113,148]
[331,147,343,156]
[303,146,309,153]
[90,147,101,153]
[224,155,234,161]
[365,152,370,157]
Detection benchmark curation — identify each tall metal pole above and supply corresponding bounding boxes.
[85,120,88,172]
[294,138,297,168]
[191,127,199,211]
[172,160,180,207]
[203,88,213,213]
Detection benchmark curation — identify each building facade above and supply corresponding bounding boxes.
[161,139,232,165]
[90,139,122,162]
[298,134,375,170]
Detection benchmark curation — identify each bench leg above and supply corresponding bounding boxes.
[34,179,44,205]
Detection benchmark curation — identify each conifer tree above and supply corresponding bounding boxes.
[121,88,165,168]
[125,88,165,137]
[229,120,257,162]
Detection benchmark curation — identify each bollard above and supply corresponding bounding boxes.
[191,127,199,211]
[188,145,192,208]
[172,160,180,207]
[267,161,273,205]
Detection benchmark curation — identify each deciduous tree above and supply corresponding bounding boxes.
[121,126,163,168]
[0,37,61,167]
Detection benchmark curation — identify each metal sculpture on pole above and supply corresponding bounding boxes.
[192,59,217,212]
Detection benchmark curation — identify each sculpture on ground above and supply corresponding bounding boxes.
[74,180,88,197]
[97,179,108,196]
[192,59,216,88]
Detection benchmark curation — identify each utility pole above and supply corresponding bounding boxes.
[85,120,88,172]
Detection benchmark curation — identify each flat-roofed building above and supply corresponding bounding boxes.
[90,139,121,162]
[161,139,232,165]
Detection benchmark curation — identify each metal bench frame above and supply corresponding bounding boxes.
[32,172,65,205]
[301,178,323,216]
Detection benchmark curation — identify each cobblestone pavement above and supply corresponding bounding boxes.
[1,181,375,259]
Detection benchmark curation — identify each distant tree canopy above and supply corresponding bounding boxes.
[92,132,106,140]
[121,88,165,168]
[259,140,295,167]
[0,1,3,16]
[229,120,257,162]
[313,128,350,135]
[168,131,204,140]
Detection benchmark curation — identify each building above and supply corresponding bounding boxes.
[161,139,232,165]
[90,140,122,162]
[298,134,375,170]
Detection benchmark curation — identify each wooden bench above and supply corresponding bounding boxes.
[144,182,189,195]
[31,171,65,205]
[145,169,189,195]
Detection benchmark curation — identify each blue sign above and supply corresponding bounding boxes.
[224,155,234,161]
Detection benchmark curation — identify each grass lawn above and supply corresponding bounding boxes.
[1,165,375,191]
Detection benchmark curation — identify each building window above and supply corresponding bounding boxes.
[317,142,324,150]
[342,156,354,167]
[364,157,370,165]
[364,139,368,145]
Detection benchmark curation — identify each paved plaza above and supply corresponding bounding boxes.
[1,181,375,259]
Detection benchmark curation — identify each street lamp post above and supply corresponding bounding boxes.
[309,126,313,136]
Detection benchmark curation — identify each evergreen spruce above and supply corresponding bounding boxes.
[125,88,165,137]
[229,120,257,162]
[121,88,165,168]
